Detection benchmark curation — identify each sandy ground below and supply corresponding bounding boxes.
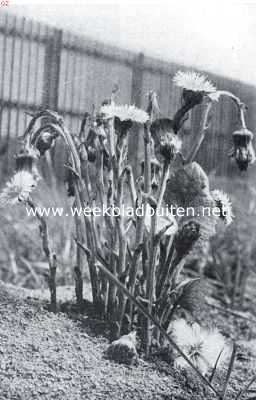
[0,282,256,400]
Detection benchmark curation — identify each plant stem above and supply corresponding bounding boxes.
[186,100,213,164]
[145,160,170,354]
[127,125,152,331]
[74,265,83,307]
[26,198,57,311]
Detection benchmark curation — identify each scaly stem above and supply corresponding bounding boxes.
[106,123,128,322]
[126,165,136,208]
[77,145,101,310]
[74,198,84,307]
[144,123,152,193]
[127,124,152,330]
[26,198,57,312]
[186,100,213,164]
[145,160,170,354]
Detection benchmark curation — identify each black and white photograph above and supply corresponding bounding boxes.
[0,1,256,399]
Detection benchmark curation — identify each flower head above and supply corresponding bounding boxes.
[173,71,217,94]
[0,171,37,205]
[15,147,40,181]
[211,190,234,226]
[231,128,256,171]
[101,104,149,124]
[171,319,229,375]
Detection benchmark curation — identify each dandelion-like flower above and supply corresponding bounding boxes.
[211,190,234,226]
[101,104,149,124]
[0,171,37,205]
[173,71,217,94]
[171,319,229,375]
[15,147,40,181]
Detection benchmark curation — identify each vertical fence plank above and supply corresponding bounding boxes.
[15,17,25,136]
[42,28,62,110]
[0,13,8,140]
[33,22,41,105]
[129,52,144,175]
[42,28,63,182]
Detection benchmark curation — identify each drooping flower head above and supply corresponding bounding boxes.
[0,171,37,205]
[211,190,234,226]
[101,104,149,124]
[231,127,256,171]
[171,319,230,375]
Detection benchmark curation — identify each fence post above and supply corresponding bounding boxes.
[42,28,62,110]
[129,52,144,176]
[42,28,63,184]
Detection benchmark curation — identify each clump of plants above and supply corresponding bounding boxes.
[0,71,255,398]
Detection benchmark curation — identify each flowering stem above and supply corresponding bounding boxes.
[144,123,152,193]
[26,198,57,312]
[62,126,101,311]
[216,90,247,129]
[79,148,102,310]
[73,198,84,307]
[125,165,136,208]
[127,124,152,331]
[145,160,170,354]
[156,238,175,300]
[186,100,213,164]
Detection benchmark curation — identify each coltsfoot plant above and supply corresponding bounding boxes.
[0,71,255,398]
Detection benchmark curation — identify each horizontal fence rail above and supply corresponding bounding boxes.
[0,11,256,180]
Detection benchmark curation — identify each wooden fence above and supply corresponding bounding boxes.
[1,11,256,180]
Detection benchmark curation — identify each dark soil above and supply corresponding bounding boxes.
[0,282,256,400]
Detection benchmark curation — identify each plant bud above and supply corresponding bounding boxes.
[36,131,59,156]
[150,118,182,162]
[174,221,200,259]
